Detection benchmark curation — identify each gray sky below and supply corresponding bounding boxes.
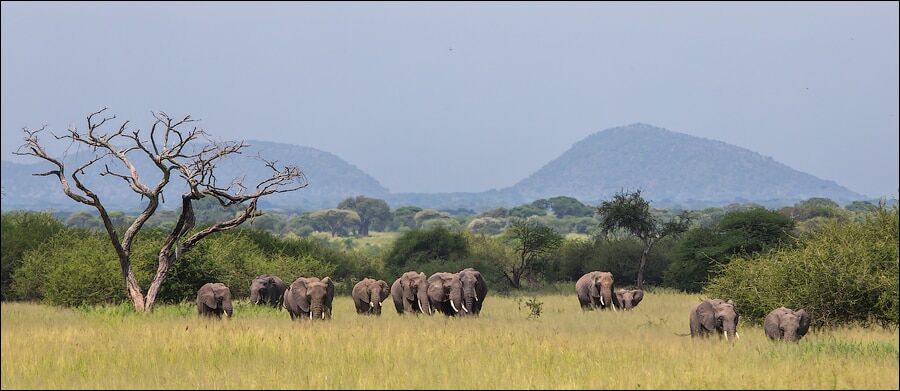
[2,2,897,197]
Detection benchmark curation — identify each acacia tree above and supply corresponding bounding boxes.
[309,209,361,237]
[337,196,390,236]
[501,219,564,289]
[596,190,692,289]
[16,108,306,312]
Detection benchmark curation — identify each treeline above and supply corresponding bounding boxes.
[44,195,886,238]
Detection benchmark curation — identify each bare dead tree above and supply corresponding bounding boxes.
[15,108,307,311]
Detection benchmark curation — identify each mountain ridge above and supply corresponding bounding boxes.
[1,124,866,211]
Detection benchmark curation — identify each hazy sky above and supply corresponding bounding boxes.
[2,2,897,197]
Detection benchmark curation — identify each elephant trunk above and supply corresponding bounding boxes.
[600,288,614,311]
[249,289,260,305]
[464,290,475,316]
[311,300,324,320]
[371,296,382,315]
[223,302,233,318]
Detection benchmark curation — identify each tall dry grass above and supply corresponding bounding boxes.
[2,292,897,389]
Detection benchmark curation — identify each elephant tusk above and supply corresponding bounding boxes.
[322,312,326,320]
[370,301,375,308]
[724,331,729,341]
[599,296,605,306]
[474,291,478,302]
[418,299,424,314]
[735,332,740,339]
[309,312,312,320]
[461,302,469,313]
[450,299,460,313]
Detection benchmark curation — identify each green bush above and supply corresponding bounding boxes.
[1,212,66,300]
[664,208,794,292]
[383,227,469,274]
[705,206,899,326]
[11,231,136,306]
[11,227,342,306]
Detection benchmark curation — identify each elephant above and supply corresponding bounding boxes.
[456,268,487,317]
[283,277,334,321]
[690,299,740,340]
[352,278,390,315]
[615,289,644,310]
[426,272,464,316]
[764,307,811,342]
[249,274,287,308]
[196,282,233,318]
[575,271,619,311]
[390,271,432,315]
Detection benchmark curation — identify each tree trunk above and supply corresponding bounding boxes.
[359,221,369,237]
[143,252,174,311]
[636,240,654,290]
[124,266,146,311]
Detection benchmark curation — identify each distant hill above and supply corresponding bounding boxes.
[1,125,867,212]
[1,140,388,211]
[506,123,865,205]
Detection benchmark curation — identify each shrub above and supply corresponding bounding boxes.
[705,206,899,326]
[664,208,794,292]
[383,227,469,274]
[1,212,65,299]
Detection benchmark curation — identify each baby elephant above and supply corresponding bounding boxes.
[352,278,390,315]
[615,289,644,310]
[196,283,233,318]
[764,307,811,342]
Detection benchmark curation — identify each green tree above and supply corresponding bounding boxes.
[309,209,361,237]
[391,206,422,231]
[508,204,547,219]
[413,209,450,227]
[501,219,564,289]
[478,207,509,218]
[65,211,101,229]
[466,217,507,235]
[846,200,877,213]
[338,196,391,236]
[596,190,692,289]
[547,196,593,217]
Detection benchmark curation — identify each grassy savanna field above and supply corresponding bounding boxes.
[2,292,897,389]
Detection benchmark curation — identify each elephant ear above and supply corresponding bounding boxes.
[323,277,335,307]
[589,278,600,298]
[696,301,717,331]
[796,309,811,337]
[379,280,390,302]
[764,310,782,339]
[615,290,625,305]
[202,291,218,310]
[292,279,310,313]
[632,290,644,306]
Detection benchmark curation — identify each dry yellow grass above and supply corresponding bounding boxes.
[2,292,897,389]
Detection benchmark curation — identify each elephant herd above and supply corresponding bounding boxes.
[196,269,810,342]
[194,268,488,321]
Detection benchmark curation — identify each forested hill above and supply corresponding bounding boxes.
[506,123,864,205]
